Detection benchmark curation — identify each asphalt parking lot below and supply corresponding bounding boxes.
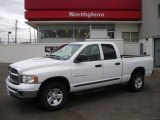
[0,63,160,120]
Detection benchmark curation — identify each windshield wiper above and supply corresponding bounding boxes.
[49,55,61,60]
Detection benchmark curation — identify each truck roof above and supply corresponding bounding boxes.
[70,41,116,45]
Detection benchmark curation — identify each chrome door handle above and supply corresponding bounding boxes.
[115,62,120,65]
[95,64,102,67]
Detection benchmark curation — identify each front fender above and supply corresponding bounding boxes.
[22,66,72,85]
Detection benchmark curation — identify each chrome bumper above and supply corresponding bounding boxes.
[6,77,41,99]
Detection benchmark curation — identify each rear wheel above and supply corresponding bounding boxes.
[39,82,68,111]
[128,72,144,92]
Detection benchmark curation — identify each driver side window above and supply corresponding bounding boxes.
[78,44,100,62]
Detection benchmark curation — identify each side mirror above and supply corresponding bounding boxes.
[45,54,49,57]
[74,55,87,63]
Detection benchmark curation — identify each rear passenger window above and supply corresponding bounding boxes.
[101,44,117,60]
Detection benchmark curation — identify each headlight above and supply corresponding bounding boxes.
[22,75,38,84]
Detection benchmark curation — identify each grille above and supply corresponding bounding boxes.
[11,68,18,74]
[8,67,19,85]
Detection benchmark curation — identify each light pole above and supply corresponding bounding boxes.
[8,32,12,44]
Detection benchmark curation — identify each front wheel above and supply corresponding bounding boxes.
[128,72,144,92]
[39,82,68,111]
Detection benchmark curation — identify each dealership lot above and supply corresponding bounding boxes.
[0,63,160,120]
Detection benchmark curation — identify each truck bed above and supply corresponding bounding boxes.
[121,55,150,58]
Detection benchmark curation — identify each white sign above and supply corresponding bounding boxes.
[69,12,105,18]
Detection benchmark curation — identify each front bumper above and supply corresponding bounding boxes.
[6,77,41,99]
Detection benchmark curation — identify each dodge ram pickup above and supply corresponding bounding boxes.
[6,41,153,111]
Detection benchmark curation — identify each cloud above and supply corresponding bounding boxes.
[0,16,7,21]
[0,0,24,14]
[0,0,35,43]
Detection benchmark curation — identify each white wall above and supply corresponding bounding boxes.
[0,40,124,63]
[0,43,63,63]
[139,38,154,57]
[114,24,139,55]
[140,0,160,39]
[123,43,140,55]
[39,38,75,43]
[0,42,141,63]
[115,24,139,39]
[90,29,107,39]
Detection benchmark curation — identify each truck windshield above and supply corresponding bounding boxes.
[49,44,82,60]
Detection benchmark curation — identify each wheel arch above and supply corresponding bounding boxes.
[37,76,70,97]
[128,67,145,92]
[131,67,145,77]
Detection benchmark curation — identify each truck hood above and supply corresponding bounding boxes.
[10,57,65,72]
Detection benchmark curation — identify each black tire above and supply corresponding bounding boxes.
[128,72,144,92]
[39,82,68,111]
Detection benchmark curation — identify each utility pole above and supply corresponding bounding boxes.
[15,20,18,43]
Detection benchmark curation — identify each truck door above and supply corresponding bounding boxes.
[101,44,122,86]
[71,44,103,90]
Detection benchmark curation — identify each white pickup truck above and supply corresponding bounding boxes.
[6,41,153,111]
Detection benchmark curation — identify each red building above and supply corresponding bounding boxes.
[25,0,141,21]
[25,0,142,55]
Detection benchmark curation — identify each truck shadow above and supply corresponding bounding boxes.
[6,82,152,115]
[66,85,129,107]
[14,85,130,111]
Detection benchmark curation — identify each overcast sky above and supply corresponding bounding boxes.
[0,0,36,43]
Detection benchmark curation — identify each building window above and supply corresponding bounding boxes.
[39,25,73,39]
[74,25,90,40]
[57,26,73,38]
[92,24,106,29]
[158,4,160,17]
[39,25,90,41]
[122,32,138,43]
[131,32,138,42]
[39,24,115,42]
[91,24,115,39]
[107,24,115,39]
[107,24,115,31]
[122,32,130,42]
